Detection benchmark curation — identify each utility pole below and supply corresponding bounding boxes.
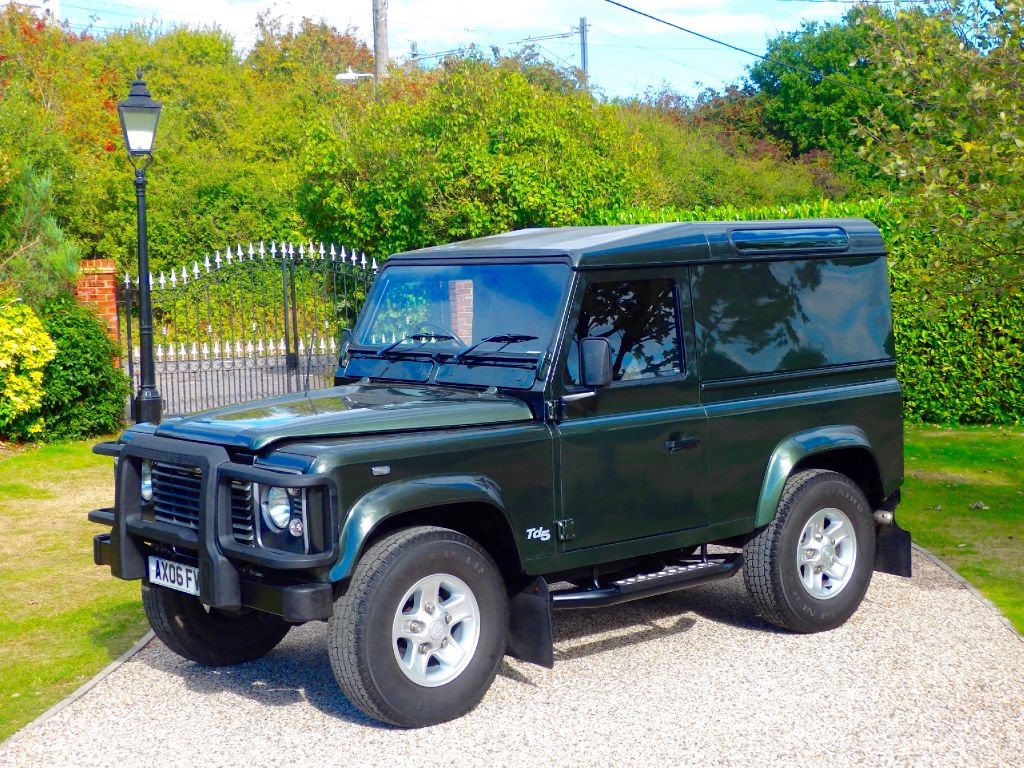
[578,16,589,89]
[373,0,389,80]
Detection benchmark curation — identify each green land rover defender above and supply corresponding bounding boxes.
[91,219,911,727]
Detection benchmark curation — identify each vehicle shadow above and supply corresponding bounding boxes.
[554,615,698,661]
[141,624,389,728]
[138,576,782,727]
[88,600,152,660]
[550,573,781,644]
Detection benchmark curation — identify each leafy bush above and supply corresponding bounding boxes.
[0,299,56,440]
[300,60,655,256]
[37,298,129,440]
[616,104,824,209]
[600,198,1024,425]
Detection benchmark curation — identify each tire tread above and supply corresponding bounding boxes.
[142,584,290,666]
[743,469,855,632]
[328,525,504,726]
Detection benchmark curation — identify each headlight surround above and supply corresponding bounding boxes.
[140,461,153,502]
[253,483,310,554]
[261,486,292,530]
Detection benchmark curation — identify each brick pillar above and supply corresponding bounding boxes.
[74,258,119,340]
[449,279,474,343]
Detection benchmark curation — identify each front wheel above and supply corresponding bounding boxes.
[328,526,508,727]
[141,583,290,666]
[743,469,876,633]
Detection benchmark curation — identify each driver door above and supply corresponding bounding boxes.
[554,269,708,551]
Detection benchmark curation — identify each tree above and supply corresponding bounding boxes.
[856,1,1024,297]
[747,7,904,177]
[0,168,80,307]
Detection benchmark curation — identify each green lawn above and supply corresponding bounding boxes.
[0,426,1021,742]
[0,440,149,742]
[900,425,1024,633]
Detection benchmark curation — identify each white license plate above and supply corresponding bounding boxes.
[149,556,200,596]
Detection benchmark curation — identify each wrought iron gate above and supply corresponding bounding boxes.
[116,242,377,416]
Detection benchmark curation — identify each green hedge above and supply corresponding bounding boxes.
[37,298,130,440]
[598,199,1024,425]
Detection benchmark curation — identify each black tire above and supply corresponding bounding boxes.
[328,526,508,728]
[141,583,290,666]
[742,469,876,633]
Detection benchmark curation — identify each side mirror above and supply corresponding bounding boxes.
[580,336,612,388]
[339,328,353,357]
[337,328,353,375]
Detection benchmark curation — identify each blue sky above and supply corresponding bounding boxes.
[32,0,852,98]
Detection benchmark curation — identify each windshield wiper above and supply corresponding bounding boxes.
[376,333,455,357]
[449,334,539,362]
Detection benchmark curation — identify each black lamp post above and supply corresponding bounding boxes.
[118,69,163,424]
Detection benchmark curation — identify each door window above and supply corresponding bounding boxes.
[565,278,682,385]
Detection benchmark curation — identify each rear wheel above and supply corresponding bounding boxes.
[141,583,290,665]
[328,526,507,727]
[743,469,875,633]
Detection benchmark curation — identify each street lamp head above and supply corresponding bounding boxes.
[335,66,373,84]
[118,69,162,158]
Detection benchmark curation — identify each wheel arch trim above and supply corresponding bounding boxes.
[329,474,514,582]
[755,425,879,527]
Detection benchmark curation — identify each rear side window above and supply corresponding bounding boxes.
[690,257,893,380]
[565,278,682,385]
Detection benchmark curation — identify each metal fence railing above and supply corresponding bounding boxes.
[117,241,377,416]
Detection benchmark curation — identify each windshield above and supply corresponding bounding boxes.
[355,263,568,353]
[349,262,570,387]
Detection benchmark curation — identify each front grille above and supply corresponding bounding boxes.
[152,464,202,529]
[150,462,255,546]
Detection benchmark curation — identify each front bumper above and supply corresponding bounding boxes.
[92,532,333,621]
[90,433,339,622]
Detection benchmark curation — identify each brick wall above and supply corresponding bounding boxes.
[449,279,474,343]
[74,259,119,340]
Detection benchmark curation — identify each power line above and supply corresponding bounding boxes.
[532,42,575,71]
[602,0,907,103]
[589,22,724,84]
[55,0,227,23]
[62,3,158,19]
[410,46,474,62]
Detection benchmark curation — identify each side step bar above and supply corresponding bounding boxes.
[551,554,743,610]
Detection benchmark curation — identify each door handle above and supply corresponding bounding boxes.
[665,436,700,453]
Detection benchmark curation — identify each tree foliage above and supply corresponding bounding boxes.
[0,6,370,275]
[0,4,863,270]
[299,60,655,256]
[618,102,822,209]
[856,0,1024,297]
[0,169,80,307]
[747,7,906,177]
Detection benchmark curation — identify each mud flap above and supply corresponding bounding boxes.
[506,576,554,668]
[874,518,912,577]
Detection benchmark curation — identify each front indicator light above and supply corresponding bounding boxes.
[140,461,153,501]
[288,517,305,538]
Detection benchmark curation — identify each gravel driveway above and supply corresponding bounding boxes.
[3,548,1022,768]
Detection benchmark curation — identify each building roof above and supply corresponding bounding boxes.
[388,218,886,268]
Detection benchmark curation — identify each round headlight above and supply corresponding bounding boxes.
[140,461,153,502]
[261,487,291,530]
